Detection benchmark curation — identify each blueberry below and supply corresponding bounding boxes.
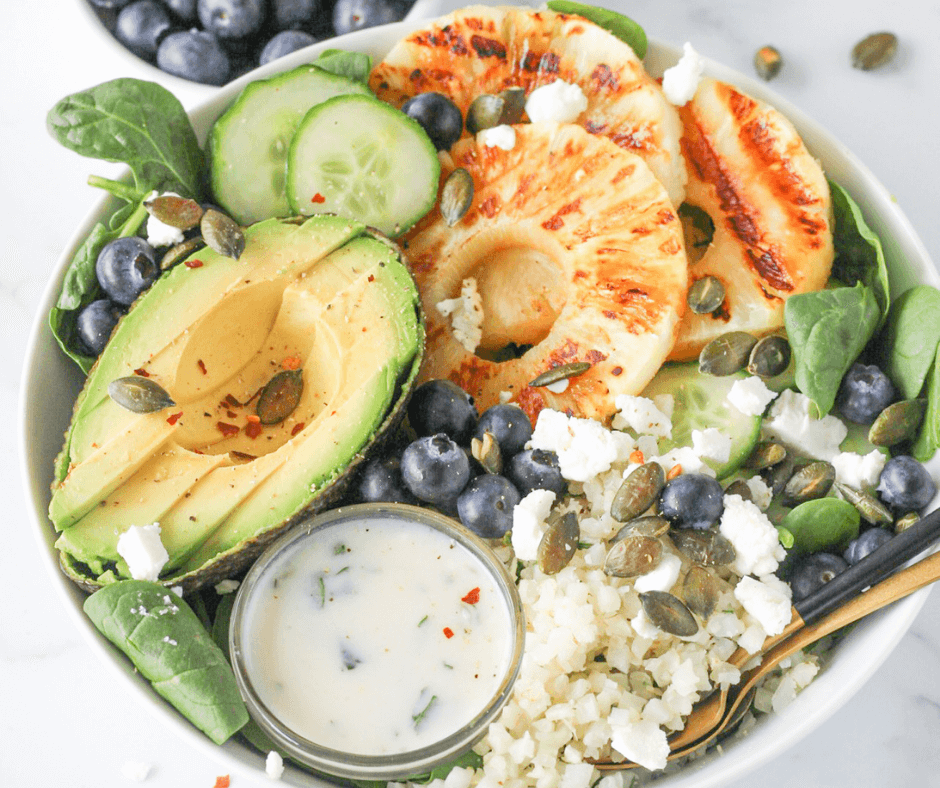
[198,0,265,40]
[259,30,318,65]
[836,362,896,424]
[114,0,174,60]
[75,299,124,356]
[843,527,893,565]
[332,0,410,36]
[157,29,231,85]
[271,0,319,29]
[356,455,417,504]
[475,404,533,458]
[400,434,471,507]
[508,449,567,497]
[95,237,158,306]
[164,0,198,23]
[407,380,477,443]
[89,0,133,8]
[457,474,521,538]
[789,552,848,602]
[401,92,464,151]
[876,455,937,512]
[659,473,724,530]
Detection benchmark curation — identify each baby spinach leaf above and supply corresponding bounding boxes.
[880,285,940,401]
[547,1,647,58]
[84,581,248,745]
[314,49,373,83]
[828,179,890,324]
[47,78,203,199]
[785,283,880,418]
[913,345,940,461]
[781,498,860,555]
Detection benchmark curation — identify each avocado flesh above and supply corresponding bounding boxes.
[51,216,422,592]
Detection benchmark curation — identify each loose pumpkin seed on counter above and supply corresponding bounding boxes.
[852,32,899,70]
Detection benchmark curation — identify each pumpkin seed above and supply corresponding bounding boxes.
[671,529,736,567]
[834,482,893,526]
[108,375,175,413]
[144,194,204,230]
[781,461,835,506]
[159,237,205,271]
[639,591,699,637]
[611,515,672,541]
[699,331,758,376]
[529,362,592,388]
[537,511,580,575]
[761,452,797,497]
[498,87,526,123]
[747,335,791,378]
[466,93,506,134]
[256,369,304,425]
[744,441,787,470]
[441,168,474,227]
[852,32,898,71]
[894,511,920,534]
[868,399,928,446]
[754,45,783,81]
[610,462,666,522]
[471,431,503,474]
[723,479,753,503]
[683,566,720,619]
[201,208,245,259]
[604,534,662,578]
[687,276,726,314]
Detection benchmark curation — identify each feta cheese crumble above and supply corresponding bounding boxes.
[524,79,588,123]
[832,449,887,490]
[477,124,517,150]
[763,388,848,461]
[612,394,672,438]
[121,761,153,783]
[265,750,285,780]
[734,575,793,636]
[116,523,169,582]
[662,43,704,105]
[529,408,634,481]
[215,579,240,595]
[728,375,778,416]
[436,277,484,353]
[718,494,786,576]
[511,489,557,561]
[692,427,732,463]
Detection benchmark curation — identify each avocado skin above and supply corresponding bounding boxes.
[53,220,424,596]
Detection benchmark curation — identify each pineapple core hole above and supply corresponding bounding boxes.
[467,245,566,357]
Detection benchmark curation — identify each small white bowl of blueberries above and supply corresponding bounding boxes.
[83,0,419,85]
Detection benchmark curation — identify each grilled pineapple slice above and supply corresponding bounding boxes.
[669,77,834,361]
[370,4,686,206]
[406,123,688,424]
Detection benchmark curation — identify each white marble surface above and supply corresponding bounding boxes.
[4,0,940,786]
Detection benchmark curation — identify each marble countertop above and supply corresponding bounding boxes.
[3,0,939,785]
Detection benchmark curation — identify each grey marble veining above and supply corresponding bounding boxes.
[3,0,938,786]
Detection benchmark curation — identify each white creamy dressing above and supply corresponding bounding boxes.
[243,517,514,755]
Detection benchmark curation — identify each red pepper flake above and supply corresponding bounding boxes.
[245,413,261,424]
[443,627,454,639]
[184,259,204,269]
[282,355,302,370]
[666,464,683,480]
[214,778,230,788]
[166,411,183,425]
[197,359,207,375]
[245,421,263,439]
[133,367,150,377]
[225,394,241,407]
[311,193,326,204]
[291,422,305,436]
[217,421,240,438]
[461,587,481,605]
[224,410,236,419]
[368,274,375,282]
[628,449,645,465]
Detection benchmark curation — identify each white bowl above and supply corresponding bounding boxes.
[20,13,940,788]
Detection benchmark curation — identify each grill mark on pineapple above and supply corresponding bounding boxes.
[541,199,582,231]
[590,64,619,91]
[471,35,507,59]
[522,51,560,74]
[680,108,794,293]
[412,26,470,56]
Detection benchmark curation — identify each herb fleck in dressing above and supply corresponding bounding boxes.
[242,517,514,755]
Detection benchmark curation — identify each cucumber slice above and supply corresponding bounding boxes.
[208,65,372,225]
[641,363,762,479]
[286,94,440,237]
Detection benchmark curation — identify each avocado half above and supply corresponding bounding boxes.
[50,215,424,595]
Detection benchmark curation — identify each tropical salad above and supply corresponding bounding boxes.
[43,1,940,784]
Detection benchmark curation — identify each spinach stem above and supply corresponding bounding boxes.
[87,174,142,203]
